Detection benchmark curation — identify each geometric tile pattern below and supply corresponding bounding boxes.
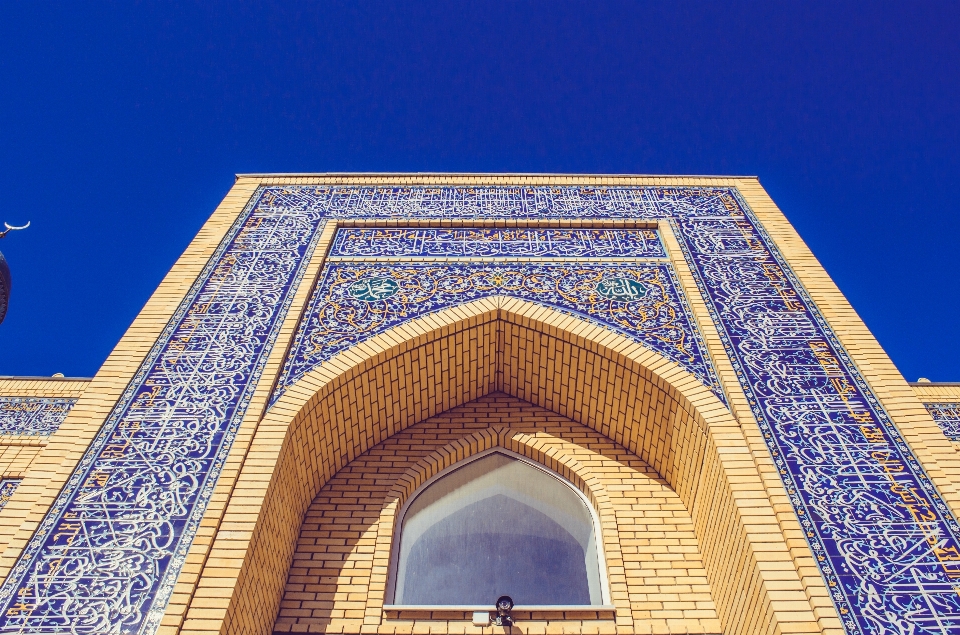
[0,479,20,512]
[924,403,960,441]
[0,397,77,436]
[272,261,721,405]
[1,185,958,635]
[330,227,666,258]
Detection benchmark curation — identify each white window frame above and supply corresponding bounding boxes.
[383,447,613,610]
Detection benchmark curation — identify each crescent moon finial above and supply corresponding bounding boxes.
[0,221,30,239]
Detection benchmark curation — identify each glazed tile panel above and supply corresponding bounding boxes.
[0,398,76,436]
[0,185,956,635]
[0,199,329,634]
[672,213,960,635]
[924,403,960,441]
[330,227,666,258]
[262,184,725,219]
[0,479,20,512]
[273,261,720,404]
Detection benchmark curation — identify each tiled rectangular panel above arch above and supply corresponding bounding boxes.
[329,227,667,259]
[271,260,721,405]
[274,224,721,405]
[0,185,958,635]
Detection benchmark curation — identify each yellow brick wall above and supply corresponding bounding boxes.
[204,297,826,635]
[0,377,90,399]
[275,393,721,635]
[911,383,960,402]
[0,443,44,479]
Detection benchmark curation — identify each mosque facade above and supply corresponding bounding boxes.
[0,174,959,635]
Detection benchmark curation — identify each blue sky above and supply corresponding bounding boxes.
[0,2,958,381]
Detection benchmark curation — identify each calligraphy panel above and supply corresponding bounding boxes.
[0,398,76,436]
[925,403,960,441]
[0,194,329,635]
[330,227,666,258]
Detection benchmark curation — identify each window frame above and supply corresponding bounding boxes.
[383,447,613,610]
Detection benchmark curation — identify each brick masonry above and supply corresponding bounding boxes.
[2,175,958,635]
[275,393,721,635]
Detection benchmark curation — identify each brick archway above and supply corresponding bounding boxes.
[187,296,823,635]
[275,402,718,633]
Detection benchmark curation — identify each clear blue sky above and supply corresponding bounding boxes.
[0,2,958,381]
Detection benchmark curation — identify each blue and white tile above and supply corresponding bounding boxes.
[0,397,76,436]
[273,261,720,404]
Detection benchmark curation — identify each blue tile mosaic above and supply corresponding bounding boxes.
[257,184,736,219]
[0,479,20,512]
[924,403,960,441]
[0,397,77,436]
[273,261,720,404]
[330,227,666,258]
[1,184,957,635]
[0,200,330,634]
[672,211,960,635]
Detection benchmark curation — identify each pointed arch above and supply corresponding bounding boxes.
[198,296,821,635]
[365,427,624,621]
[387,447,607,607]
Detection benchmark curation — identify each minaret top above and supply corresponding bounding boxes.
[0,221,30,325]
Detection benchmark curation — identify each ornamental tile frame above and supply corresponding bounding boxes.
[278,224,717,411]
[0,175,957,635]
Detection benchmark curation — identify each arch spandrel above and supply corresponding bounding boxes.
[198,298,828,635]
[269,259,726,407]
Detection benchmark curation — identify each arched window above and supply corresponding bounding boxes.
[388,449,607,607]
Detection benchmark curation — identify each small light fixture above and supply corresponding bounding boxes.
[472,611,491,626]
[493,595,514,626]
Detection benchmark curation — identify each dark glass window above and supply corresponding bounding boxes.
[391,451,604,606]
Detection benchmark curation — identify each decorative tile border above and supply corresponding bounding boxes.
[0,479,20,512]
[273,261,720,404]
[673,207,960,634]
[924,403,960,441]
[0,197,329,634]
[0,398,77,437]
[0,184,956,635]
[330,227,666,259]
[257,184,735,219]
